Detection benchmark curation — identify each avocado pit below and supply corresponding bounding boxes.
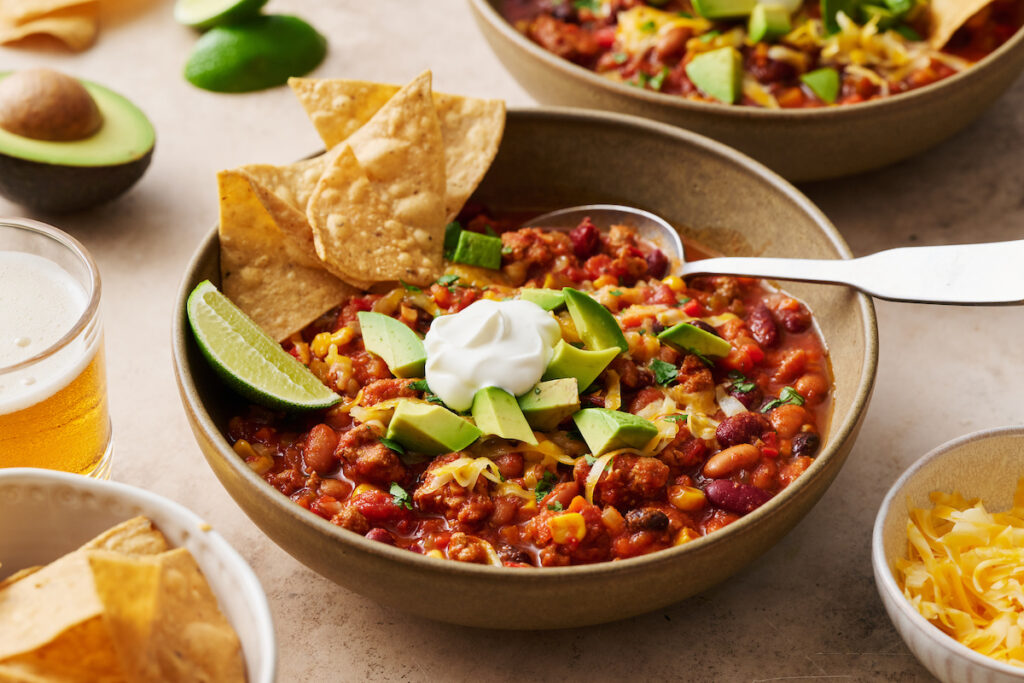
[0,69,103,142]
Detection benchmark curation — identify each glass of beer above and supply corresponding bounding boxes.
[0,218,112,478]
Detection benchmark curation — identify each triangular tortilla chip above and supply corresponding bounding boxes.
[218,170,355,340]
[290,76,505,220]
[79,516,169,557]
[929,0,996,48]
[0,1,99,51]
[0,0,95,22]
[306,71,446,286]
[236,151,333,216]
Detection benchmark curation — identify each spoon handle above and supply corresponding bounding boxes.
[682,240,1024,305]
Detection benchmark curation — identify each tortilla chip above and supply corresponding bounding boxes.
[0,0,95,23]
[930,0,996,48]
[0,565,42,591]
[218,170,356,340]
[79,516,169,557]
[290,76,505,220]
[0,617,124,683]
[0,1,98,51]
[237,151,333,216]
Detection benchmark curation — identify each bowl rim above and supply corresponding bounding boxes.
[468,0,1024,121]
[0,467,277,683]
[172,106,878,583]
[871,425,1024,678]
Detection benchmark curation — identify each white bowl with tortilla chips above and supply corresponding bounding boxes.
[0,468,275,681]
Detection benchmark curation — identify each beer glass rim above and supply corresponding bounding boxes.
[0,218,101,375]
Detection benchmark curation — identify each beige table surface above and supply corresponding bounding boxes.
[3,1,1023,680]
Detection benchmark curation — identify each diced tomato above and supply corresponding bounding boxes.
[594,26,616,49]
[682,299,706,317]
[430,283,453,309]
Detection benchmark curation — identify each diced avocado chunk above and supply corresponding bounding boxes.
[749,3,792,42]
[859,4,896,28]
[356,311,426,378]
[692,0,757,18]
[882,0,911,15]
[563,288,628,354]
[801,67,840,104]
[657,322,732,358]
[685,47,743,104]
[572,408,659,456]
[471,386,538,445]
[821,0,861,34]
[542,340,619,392]
[518,378,580,431]
[451,230,502,270]
[385,400,482,455]
[519,288,565,311]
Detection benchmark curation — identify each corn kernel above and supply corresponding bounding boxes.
[331,326,355,347]
[548,513,587,544]
[674,528,700,545]
[520,499,538,513]
[352,483,379,497]
[310,332,333,358]
[662,275,686,292]
[325,344,347,366]
[232,439,257,459]
[669,486,707,512]
[601,506,625,536]
[567,495,587,513]
[542,273,557,288]
[426,549,444,559]
[483,289,502,301]
[594,274,617,288]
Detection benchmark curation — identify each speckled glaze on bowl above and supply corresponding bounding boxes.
[172,108,878,629]
[0,468,276,682]
[873,427,1024,683]
[469,0,1024,182]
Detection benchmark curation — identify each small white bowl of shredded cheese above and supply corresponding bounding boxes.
[873,426,1024,683]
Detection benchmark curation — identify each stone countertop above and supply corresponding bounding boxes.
[2,1,1022,680]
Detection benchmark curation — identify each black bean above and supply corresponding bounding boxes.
[625,508,669,532]
[791,432,821,458]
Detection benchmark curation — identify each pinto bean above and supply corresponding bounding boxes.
[715,413,769,448]
[302,424,338,475]
[705,479,772,515]
[748,302,779,348]
[768,404,811,440]
[702,443,761,478]
[625,508,670,532]
[795,372,829,405]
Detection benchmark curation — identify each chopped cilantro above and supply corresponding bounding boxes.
[584,453,597,465]
[436,274,460,287]
[761,386,806,413]
[610,289,622,296]
[648,66,670,92]
[443,222,462,260]
[727,370,755,394]
[640,19,657,32]
[389,482,412,510]
[650,358,678,386]
[629,71,651,89]
[612,52,628,64]
[572,0,600,9]
[637,329,646,335]
[547,501,564,512]
[501,245,514,255]
[675,10,693,17]
[400,279,421,293]
[894,23,921,41]
[677,296,692,306]
[380,437,405,456]
[535,470,557,503]
[408,379,430,392]
[424,393,444,404]
[664,414,688,423]
[700,30,721,42]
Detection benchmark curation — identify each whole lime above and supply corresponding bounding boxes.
[173,0,269,30]
[184,14,327,93]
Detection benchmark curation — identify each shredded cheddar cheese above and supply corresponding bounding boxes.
[896,479,1024,667]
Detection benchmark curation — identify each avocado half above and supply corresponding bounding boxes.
[0,71,155,212]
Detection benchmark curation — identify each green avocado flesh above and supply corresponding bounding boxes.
[386,400,482,455]
[657,322,732,358]
[563,288,628,353]
[542,340,619,392]
[692,0,758,18]
[749,3,792,42]
[685,47,743,104]
[519,288,565,311]
[518,378,580,431]
[801,67,841,104]
[357,311,426,378]
[471,386,537,445]
[573,408,659,456]
[451,230,502,269]
[0,73,154,167]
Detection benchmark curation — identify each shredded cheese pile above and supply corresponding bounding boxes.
[897,479,1024,666]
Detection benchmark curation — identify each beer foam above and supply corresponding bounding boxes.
[0,251,94,414]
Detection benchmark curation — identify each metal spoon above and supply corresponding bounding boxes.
[525,204,1024,305]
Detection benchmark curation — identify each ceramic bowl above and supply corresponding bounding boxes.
[172,107,878,629]
[0,468,276,682]
[468,0,1024,182]
[873,427,1024,682]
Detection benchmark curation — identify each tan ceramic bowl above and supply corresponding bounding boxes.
[873,427,1024,682]
[469,0,1024,182]
[172,108,878,629]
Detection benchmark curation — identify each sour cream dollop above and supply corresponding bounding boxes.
[424,299,561,412]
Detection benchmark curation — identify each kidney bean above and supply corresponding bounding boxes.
[778,306,812,333]
[705,480,772,515]
[688,320,720,337]
[569,217,600,259]
[702,444,761,478]
[792,432,821,458]
[654,25,693,60]
[625,508,669,532]
[748,302,779,348]
[645,248,668,279]
[727,383,762,410]
[365,528,395,545]
[715,413,769,448]
[302,424,339,475]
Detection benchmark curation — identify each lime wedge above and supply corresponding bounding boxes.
[187,280,340,411]
[173,0,267,29]
[184,15,327,93]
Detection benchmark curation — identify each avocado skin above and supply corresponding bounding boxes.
[0,145,153,212]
